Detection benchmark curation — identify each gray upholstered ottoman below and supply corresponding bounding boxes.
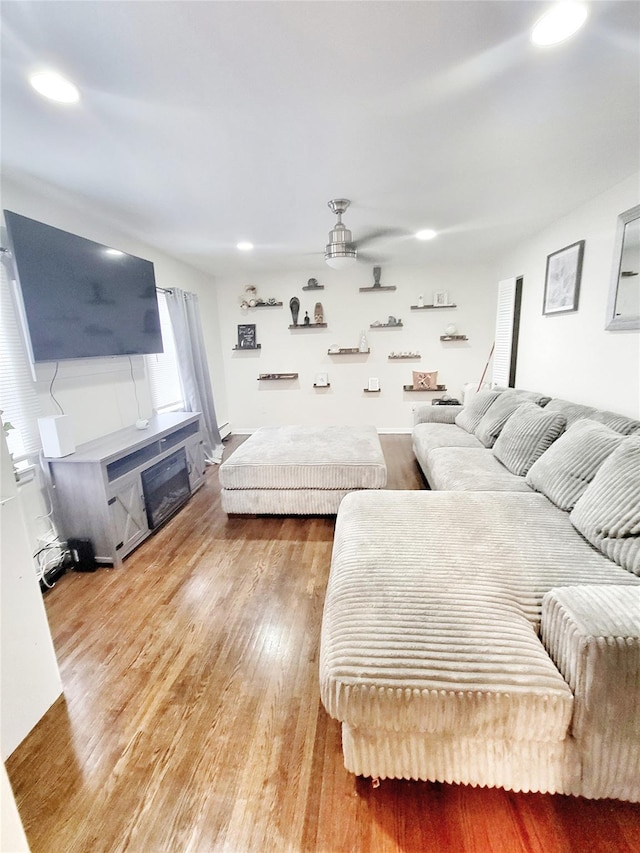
[220,425,387,514]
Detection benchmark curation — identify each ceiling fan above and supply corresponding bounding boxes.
[324,198,403,269]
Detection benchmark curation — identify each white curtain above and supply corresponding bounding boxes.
[165,288,223,464]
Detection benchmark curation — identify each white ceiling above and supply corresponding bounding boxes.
[1,1,639,278]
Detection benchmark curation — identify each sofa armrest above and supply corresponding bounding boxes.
[413,404,463,426]
[542,585,640,801]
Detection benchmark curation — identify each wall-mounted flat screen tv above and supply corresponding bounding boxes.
[3,210,163,363]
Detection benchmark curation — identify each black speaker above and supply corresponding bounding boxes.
[67,538,97,572]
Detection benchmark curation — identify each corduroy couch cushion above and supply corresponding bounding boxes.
[570,436,640,576]
[526,419,627,511]
[492,403,566,476]
[475,391,534,448]
[455,390,502,434]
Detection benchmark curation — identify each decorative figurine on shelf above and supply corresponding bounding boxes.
[303,311,310,325]
[359,330,368,352]
[417,294,424,308]
[289,296,300,326]
[308,277,319,289]
[388,315,402,326]
[373,266,382,288]
[245,284,258,308]
[314,302,324,324]
[445,323,458,336]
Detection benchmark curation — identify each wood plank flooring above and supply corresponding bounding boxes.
[6,434,640,852]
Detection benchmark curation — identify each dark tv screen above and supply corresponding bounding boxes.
[3,210,163,362]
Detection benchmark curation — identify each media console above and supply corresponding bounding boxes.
[45,412,205,567]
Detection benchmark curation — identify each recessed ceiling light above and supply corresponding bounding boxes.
[29,70,80,103]
[237,241,254,251]
[416,229,437,241]
[531,3,588,46]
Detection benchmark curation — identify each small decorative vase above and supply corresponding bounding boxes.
[303,311,310,325]
[314,302,324,323]
[417,294,424,308]
[359,330,368,352]
[373,266,382,288]
[445,323,457,336]
[289,296,300,326]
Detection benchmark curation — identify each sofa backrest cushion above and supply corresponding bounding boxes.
[588,410,640,436]
[526,419,627,510]
[454,390,502,434]
[492,403,566,476]
[475,391,537,448]
[544,398,598,428]
[493,387,552,407]
[570,436,640,576]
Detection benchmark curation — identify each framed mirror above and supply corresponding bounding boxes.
[606,203,640,331]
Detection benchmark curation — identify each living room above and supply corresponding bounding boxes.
[1,2,639,851]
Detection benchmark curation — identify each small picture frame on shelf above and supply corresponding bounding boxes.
[315,372,329,387]
[433,291,449,306]
[368,377,380,392]
[237,323,257,348]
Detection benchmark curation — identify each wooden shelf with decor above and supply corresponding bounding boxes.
[232,344,261,351]
[403,384,447,392]
[288,323,327,329]
[411,304,457,310]
[440,334,468,341]
[369,322,403,329]
[251,301,282,308]
[258,373,298,381]
[359,285,396,292]
[363,388,381,393]
[388,353,420,360]
[313,383,331,388]
[328,347,370,355]
[302,284,325,291]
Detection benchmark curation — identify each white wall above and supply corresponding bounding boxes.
[2,176,228,446]
[218,264,497,432]
[496,174,640,418]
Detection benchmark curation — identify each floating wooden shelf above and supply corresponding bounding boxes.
[359,285,397,292]
[328,347,370,355]
[440,334,468,341]
[403,384,447,392]
[302,284,325,291]
[232,344,261,351]
[313,383,331,388]
[388,354,421,360]
[288,323,327,329]
[363,388,381,393]
[258,373,298,380]
[411,304,457,310]
[251,301,282,308]
[370,322,403,329]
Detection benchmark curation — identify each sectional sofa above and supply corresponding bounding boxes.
[319,389,640,800]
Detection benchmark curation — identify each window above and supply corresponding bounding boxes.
[0,259,43,458]
[145,290,184,413]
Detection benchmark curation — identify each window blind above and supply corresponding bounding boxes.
[146,290,184,413]
[0,260,43,456]
[492,277,522,388]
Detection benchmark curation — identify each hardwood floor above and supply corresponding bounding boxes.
[6,435,640,852]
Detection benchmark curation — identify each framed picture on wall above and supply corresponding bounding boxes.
[543,240,585,315]
[237,323,257,348]
[433,291,449,306]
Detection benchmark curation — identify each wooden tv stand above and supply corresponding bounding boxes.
[46,412,205,567]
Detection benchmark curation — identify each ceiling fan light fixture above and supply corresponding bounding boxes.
[325,198,358,269]
[325,250,357,270]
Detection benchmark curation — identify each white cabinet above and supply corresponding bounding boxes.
[185,434,206,492]
[107,475,149,558]
[47,413,203,567]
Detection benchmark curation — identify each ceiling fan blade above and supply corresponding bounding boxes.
[356,227,407,249]
[358,250,390,264]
